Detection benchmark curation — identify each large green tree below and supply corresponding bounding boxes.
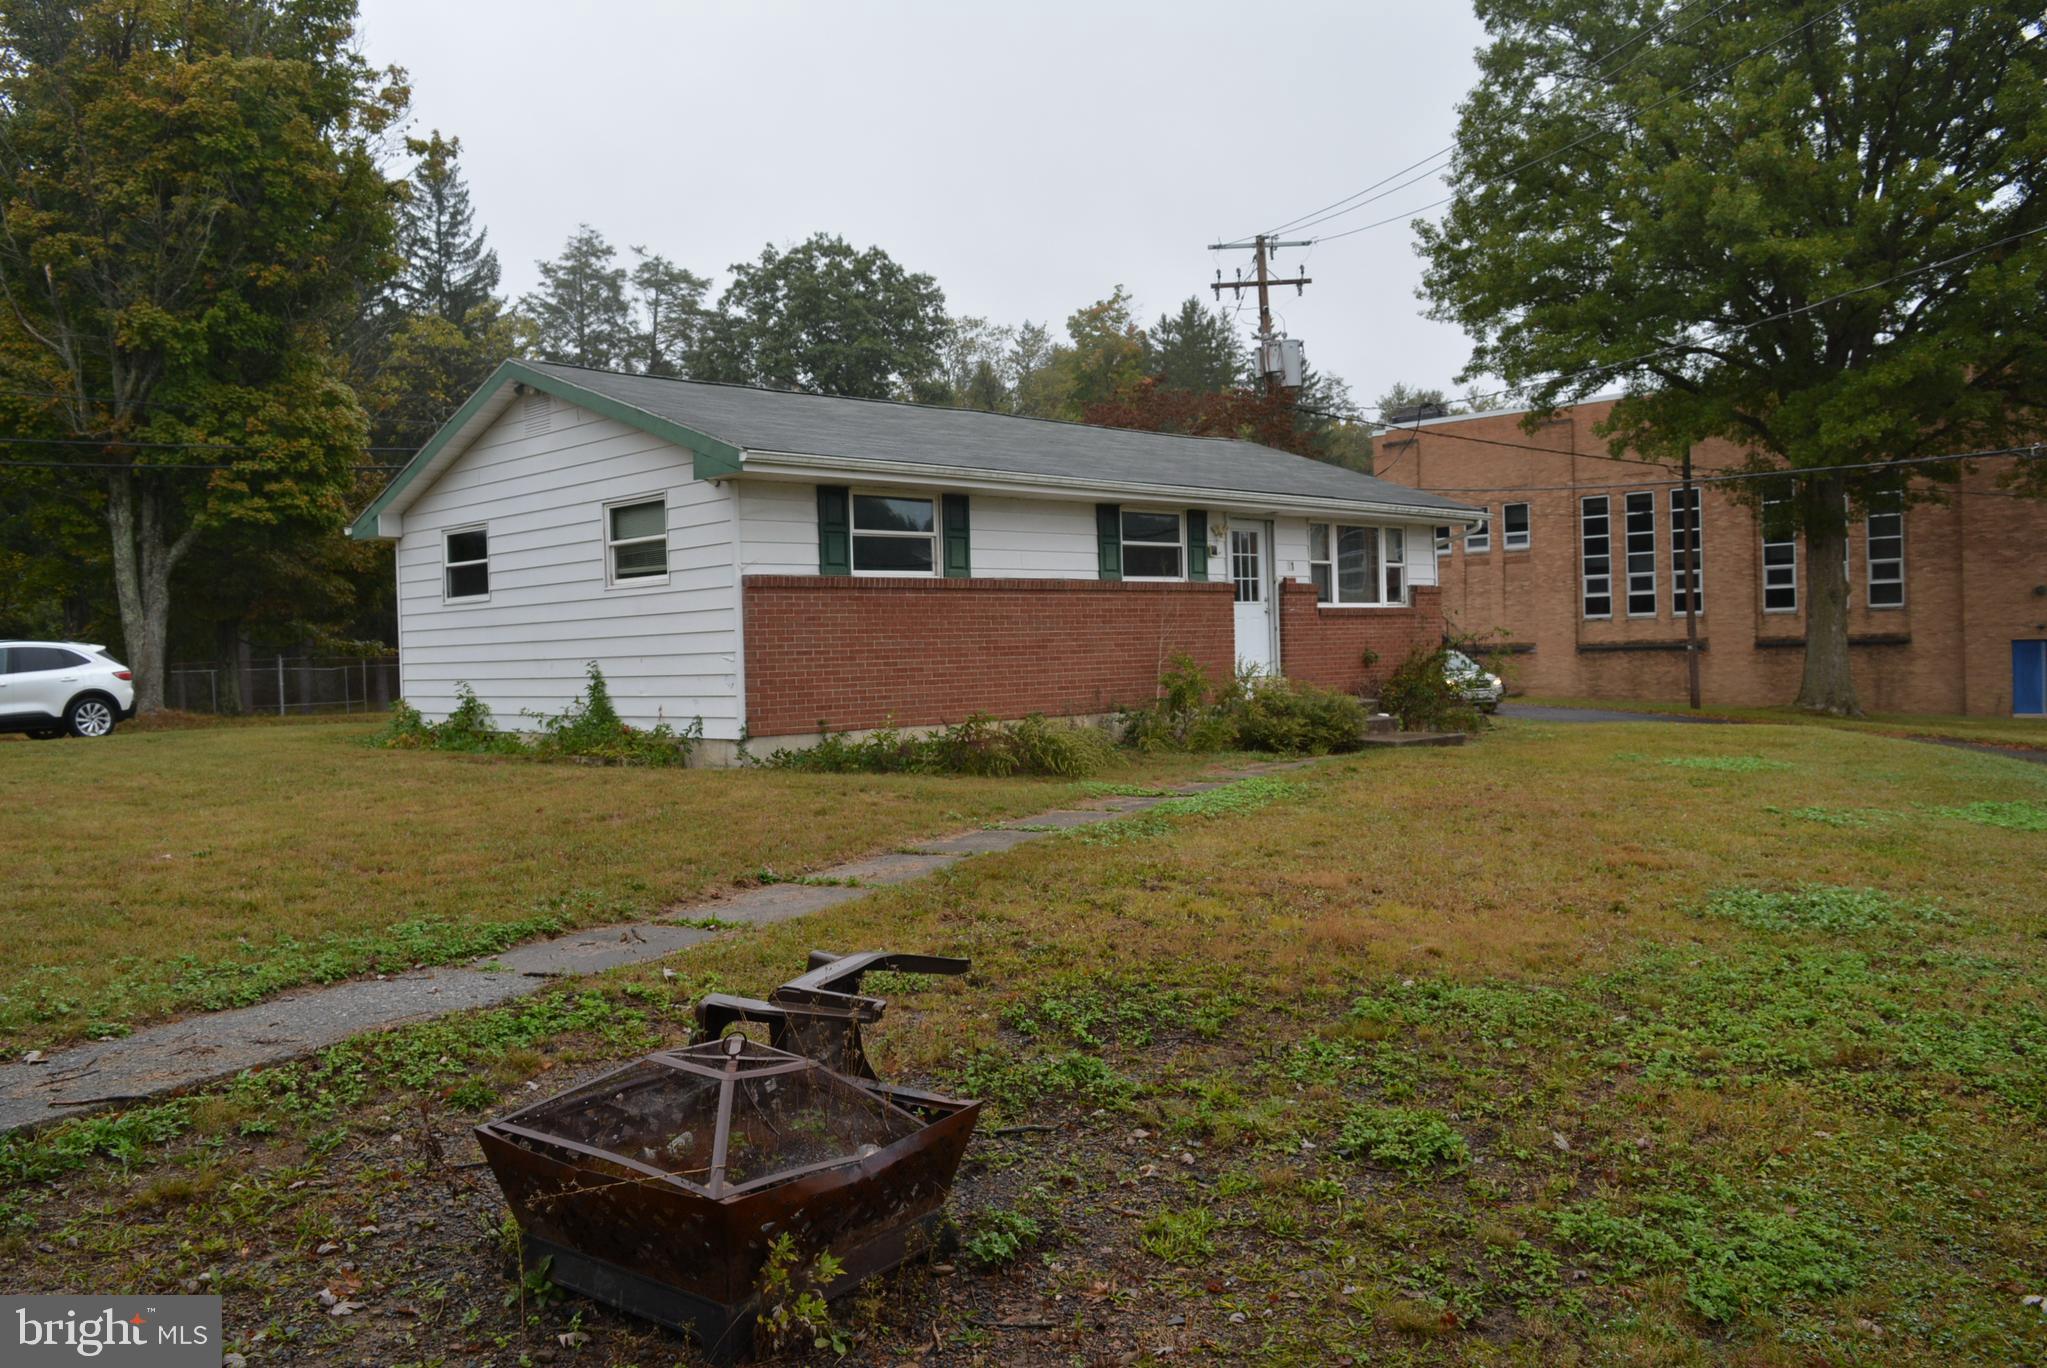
[1420,0,2047,715]
[0,0,408,711]
[696,234,946,398]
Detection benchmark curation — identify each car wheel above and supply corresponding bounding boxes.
[66,696,118,738]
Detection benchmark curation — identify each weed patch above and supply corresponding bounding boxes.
[1699,885,1950,936]
[1554,1191,1860,1323]
[958,1049,1134,1115]
[1924,799,2047,832]
[1334,1106,1470,1174]
[1139,1205,1219,1263]
[1661,755,1794,773]
[961,1208,1043,1269]
[1074,775,1305,846]
[765,713,1114,778]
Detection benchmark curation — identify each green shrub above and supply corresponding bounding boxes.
[1118,654,1368,755]
[376,668,698,766]
[1229,672,1368,754]
[529,663,699,766]
[763,713,1113,778]
[1377,645,1483,734]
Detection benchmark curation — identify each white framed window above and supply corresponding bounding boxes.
[443,526,489,601]
[1503,502,1531,550]
[1119,508,1185,580]
[1580,495,1612,619]
[1465,509,1492,554]
[1761,495,1797,613]
[1309,523,1408,606]
[605,497,668,584]
[1867,494,1904,608]
[1433,525,1452,557]
[851,492,937,576]
[1624,491,1657,617]
[1669,487,1703,615]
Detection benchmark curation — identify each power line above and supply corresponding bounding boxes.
[1310,2,1852,246]
[0,433,420,455]
[0,459,408,472]
[1255,0,1740,241]
[1376,444,2045,498]
[1425,222,2047,415]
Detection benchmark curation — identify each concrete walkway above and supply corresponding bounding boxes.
[0,763,1308,1136]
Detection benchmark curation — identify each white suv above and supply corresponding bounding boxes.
[0,641,137,739]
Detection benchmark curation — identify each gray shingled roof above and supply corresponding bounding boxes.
[524,361,1477,515]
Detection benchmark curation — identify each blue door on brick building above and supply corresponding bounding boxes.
[2016,640,2047,716]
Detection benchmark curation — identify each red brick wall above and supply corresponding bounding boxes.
[1279,583,1447,695]
[1373,402,2047,717]
[743,576,1235,737]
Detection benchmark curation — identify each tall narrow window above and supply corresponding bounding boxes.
[1624,492,1657,616]
[1433,525,1452,557]
[851,493,937,575]
[1669,487,1703,614]
[606,498,668,582]
[1761,495,1797,612]
[1119,509,1185,579]
[1309,523,1333,602]
[1867,494,1905,607]
[1580,495,1612,619]
[444,527,489,601]
[1382,527,1407,603]
[1465,510,1492,554]
[1503,502,1531,550]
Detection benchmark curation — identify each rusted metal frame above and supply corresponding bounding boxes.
[705,1054,740,1199]
[789,951,969,995]
[490,1057,675,1128]
[487,1121,694,1189]
[766,985,884,1019]
[645,1050,816,1081]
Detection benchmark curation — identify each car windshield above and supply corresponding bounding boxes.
[1445,650,1479,676]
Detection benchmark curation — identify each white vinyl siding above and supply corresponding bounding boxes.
[394,399,741,737]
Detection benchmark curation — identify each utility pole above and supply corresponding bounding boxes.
[1208,234,1312,395]
[1680,445,1702,710]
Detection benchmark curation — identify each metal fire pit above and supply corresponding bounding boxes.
[475,951,979,1359]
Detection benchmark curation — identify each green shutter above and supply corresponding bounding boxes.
[942,493,971,578]
[1096,503,1122,580]
[818,485,851,576]
[1186,508,1208,582]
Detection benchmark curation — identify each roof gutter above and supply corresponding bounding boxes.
[734,449,1483,524]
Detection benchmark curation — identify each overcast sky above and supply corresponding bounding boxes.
[353,1,1493,411]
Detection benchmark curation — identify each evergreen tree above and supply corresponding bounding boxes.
[525,226,632,370]
[629,248,710,377]
[1148,297,1246,393]
[393,131,500,330]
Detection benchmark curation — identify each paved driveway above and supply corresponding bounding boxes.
[1498,703,1733,725]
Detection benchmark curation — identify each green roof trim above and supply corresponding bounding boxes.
[346,359,745,540]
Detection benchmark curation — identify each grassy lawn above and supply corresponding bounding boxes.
[0,720,1225,1052]
[1516,693,2047,749]
[4,720,2044,1363]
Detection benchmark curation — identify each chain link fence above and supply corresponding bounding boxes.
[165,655,401,716]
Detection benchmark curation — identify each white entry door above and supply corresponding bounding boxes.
[1228,518,1276,675]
